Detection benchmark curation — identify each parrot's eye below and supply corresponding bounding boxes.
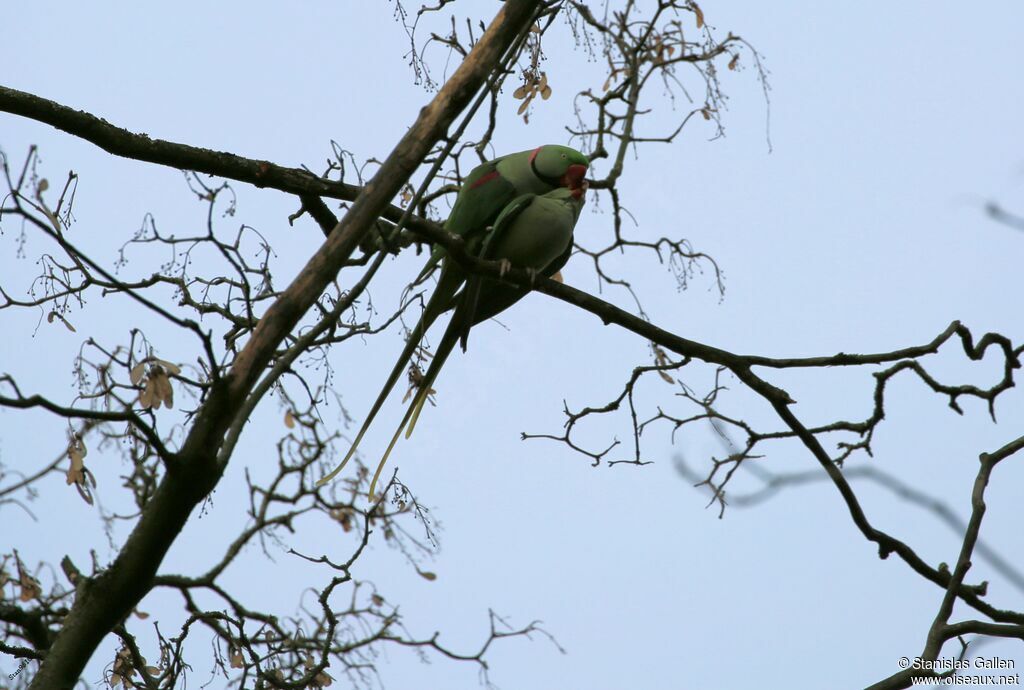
[561,153,566,159]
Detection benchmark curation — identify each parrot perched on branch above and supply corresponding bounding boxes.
[384,184,587,464]
[316,145,589,494]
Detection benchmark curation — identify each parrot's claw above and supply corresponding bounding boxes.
[526,268,539,288]
[497,258,512,278]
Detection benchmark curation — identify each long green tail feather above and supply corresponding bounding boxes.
[314,318,424,488]
[367,301,465,498]
[366,315,458,497]
[404,325,459,440]
[315,266,461,488]
[370,407,413,500]
[404,385,431,440]
[456,276,485,352]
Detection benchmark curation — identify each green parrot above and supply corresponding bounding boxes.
[316,146,588,492]
[398,185,586,425]
[369,184,587,497]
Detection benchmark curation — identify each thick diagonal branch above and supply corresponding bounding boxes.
[25,3,542,687]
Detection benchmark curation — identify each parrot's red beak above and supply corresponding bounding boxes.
[562,164,588,193]
[570,179,589,200]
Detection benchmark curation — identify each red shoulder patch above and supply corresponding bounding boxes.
[469,170,500,190]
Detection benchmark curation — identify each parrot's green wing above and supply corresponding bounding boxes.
[415,156,519,283]
[461,234,573,336]
[457,187,581,351]
[456,193,538,351]
[479,193,539,258]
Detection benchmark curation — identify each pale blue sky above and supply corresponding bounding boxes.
[2,2,1023,689]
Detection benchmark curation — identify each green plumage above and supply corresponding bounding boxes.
[401,187,586,438]
[316,146,588,496]
[371,187,586,496]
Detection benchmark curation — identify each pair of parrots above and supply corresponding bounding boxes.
[318,145,590,496]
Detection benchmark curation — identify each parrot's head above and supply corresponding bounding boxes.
[530,145,589,194]
[545,182,588,221]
